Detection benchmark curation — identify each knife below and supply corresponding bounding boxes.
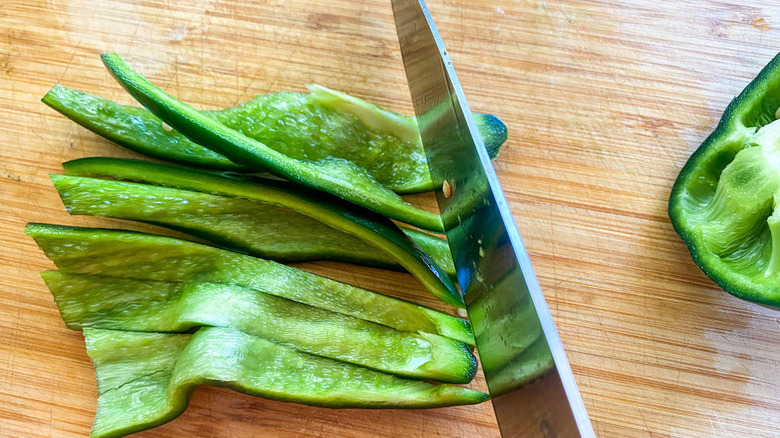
[391,1,595,436]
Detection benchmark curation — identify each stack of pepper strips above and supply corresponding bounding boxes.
[28,54,510,437]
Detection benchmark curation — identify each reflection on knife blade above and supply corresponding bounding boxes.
[391,0,595,436]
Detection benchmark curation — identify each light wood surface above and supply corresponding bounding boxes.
[2,0,780,436]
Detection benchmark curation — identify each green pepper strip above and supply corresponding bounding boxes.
[100,53,443,231]
[400,226,456,279]
[58,157,462,306]
[25,223,473,344]
[52,172,402,267]
[42,84,507,194]
[44,272,476,383]
[85,327,489,438]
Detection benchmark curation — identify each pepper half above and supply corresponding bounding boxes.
[669,52,780,307]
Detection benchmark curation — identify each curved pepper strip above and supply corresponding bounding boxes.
[44,272,476,383]
[57,157,461,306]
[400,226,456,279]
[52,172,458,282]
[42,84,507,194]
[25,223,473,344]
[669,52,780,307]
[101,53,443,231]
[85,327,489,438]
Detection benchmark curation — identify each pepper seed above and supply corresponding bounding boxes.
[442,180,453,198]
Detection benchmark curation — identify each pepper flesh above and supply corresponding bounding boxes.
[101,53,443,231]
[43,272,476,382]
[42,84,507,194]
[56,157,461,306]
[85,327,489,438]
[669,51,780,306]
[400,226,457,279]
[25,223,474,344]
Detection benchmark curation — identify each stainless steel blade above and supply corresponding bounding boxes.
[391,1,595,436]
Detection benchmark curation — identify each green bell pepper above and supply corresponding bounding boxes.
[42,84,506,194]
[85,327,488,438]
[54,157,460,305]
[43,272,476,382]
[25,223,473,344]
[670,52,780,307]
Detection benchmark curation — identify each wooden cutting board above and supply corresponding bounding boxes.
[2,0,779,436]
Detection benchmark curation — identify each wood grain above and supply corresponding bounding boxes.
[1,0,779,437]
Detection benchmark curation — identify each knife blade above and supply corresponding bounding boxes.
[390,1,595,436]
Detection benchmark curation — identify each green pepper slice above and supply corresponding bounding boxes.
[100,53,442,231]
[44,272,476,382]
[25,223,473,344]
[85,327,488,438]
[56,157,461,306]
[42,84,506,194]
[400,226,456,279]
[670,52,780,307]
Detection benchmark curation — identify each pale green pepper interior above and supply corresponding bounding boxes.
[690,118,780,282]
